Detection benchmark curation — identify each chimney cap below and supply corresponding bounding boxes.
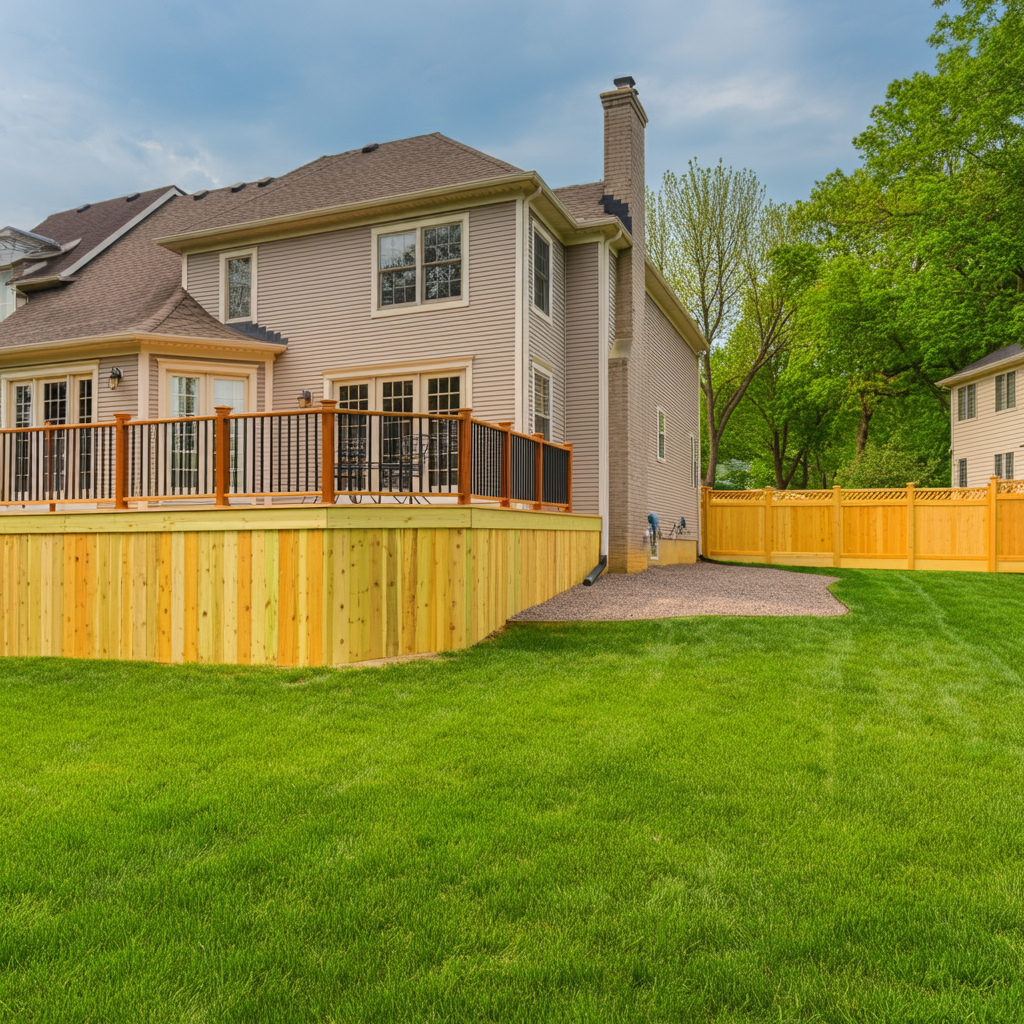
[613,76,636,90]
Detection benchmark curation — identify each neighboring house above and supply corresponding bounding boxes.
[0,77,708,572]
[938,343,1023,486]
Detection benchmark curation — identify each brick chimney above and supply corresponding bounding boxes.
[603,76,651,572]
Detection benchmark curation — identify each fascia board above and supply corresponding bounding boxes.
[936,351,1024,387]
[0,331,285,367]
[644,259,709,355]
[156,172,630,254]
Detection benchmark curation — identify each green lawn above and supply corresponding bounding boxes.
[1,567,1023,1023]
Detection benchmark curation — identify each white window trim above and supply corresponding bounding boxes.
[531,361,553,440]
[995,371,1017,413]
[957,382,977,421]
[219,247,258,324]
[324,360,472,413]
[370,212,470,319]
[1,361,100,427]
[656,406,667,462]
[531,220,555,325]
[156,358,259,418]
[323,357,473,408]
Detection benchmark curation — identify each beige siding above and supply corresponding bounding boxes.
[644,294,701,543]
[564,243,601,514]
[98,355,139,421]
[187,252,220,318]
[950,368,1024,484]
[187,203,518,424]
[527,212,566,442]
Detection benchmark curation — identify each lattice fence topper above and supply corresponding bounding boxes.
[772,489,836,502]
[999,479,1024,495]
[708,490,766,501]
[840,488,908,501]
[915,487,989,502]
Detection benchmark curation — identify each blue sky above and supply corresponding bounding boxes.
[1,0,941,231]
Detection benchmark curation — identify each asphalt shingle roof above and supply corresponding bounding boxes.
[174,133,522,235]
[15,186,176,283]
[955,343,1024,376]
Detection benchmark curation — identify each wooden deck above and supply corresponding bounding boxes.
[0,505,601,666]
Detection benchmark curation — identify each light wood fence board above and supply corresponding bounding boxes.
[705,481,1024,573]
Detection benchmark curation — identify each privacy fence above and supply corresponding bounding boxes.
[0,403,572,513]
[702,481,1024,573]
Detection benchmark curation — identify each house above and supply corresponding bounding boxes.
[938,343,1022,487]
[0,77,708,573]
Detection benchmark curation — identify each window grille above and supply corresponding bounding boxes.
[533,231,550,315]
[957,383,976,420]
[996,371,1016,411]
[958,458,968,488]
[533,366,551,440]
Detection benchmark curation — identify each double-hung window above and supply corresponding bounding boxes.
[374,216,466,313]
[958,458,968,488]
[957,383,976,420]
[533,230,551,315]
[996,451,1015,479]
[220,250,256,322]
[996,371,1016,411]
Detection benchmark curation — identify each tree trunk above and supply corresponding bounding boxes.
[856,397,874,457]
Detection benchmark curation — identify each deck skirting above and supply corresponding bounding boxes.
[0,506,601,666]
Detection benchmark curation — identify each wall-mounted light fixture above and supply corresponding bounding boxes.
[297,390,312,408]
[108,367,124,390]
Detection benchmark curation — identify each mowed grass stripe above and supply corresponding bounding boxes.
[0,567,1023,1022]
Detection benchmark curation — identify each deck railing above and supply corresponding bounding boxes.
[0,403,573,512]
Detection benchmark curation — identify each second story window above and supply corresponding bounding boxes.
[957,383,976,421]
[377,219,463,310]
[221,250,256,322]
[533,231,550,315]
[996,371,1016,411]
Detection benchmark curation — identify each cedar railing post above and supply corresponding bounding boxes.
[497,421,512,508]
[988,475,999,572]
[565,442,573,513]
[214,405,232,507]
[113,413,131,510]
[44,420,56,512]
[532,433,545,511]
[320,400,337,506]
[763,486,773,564]
[906,482,916,570]
[457,408,473,505]
[832,485,842,568]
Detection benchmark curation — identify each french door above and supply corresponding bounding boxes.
[168,373,247,495]
[334,373,462,495]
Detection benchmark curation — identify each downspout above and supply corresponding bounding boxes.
[598,224,623,560]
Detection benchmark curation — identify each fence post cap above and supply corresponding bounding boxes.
[319,399,338,409]
[213,404,233,415]
[113,413,132,423]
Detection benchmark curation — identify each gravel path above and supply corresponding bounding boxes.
[511,560,847,621]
